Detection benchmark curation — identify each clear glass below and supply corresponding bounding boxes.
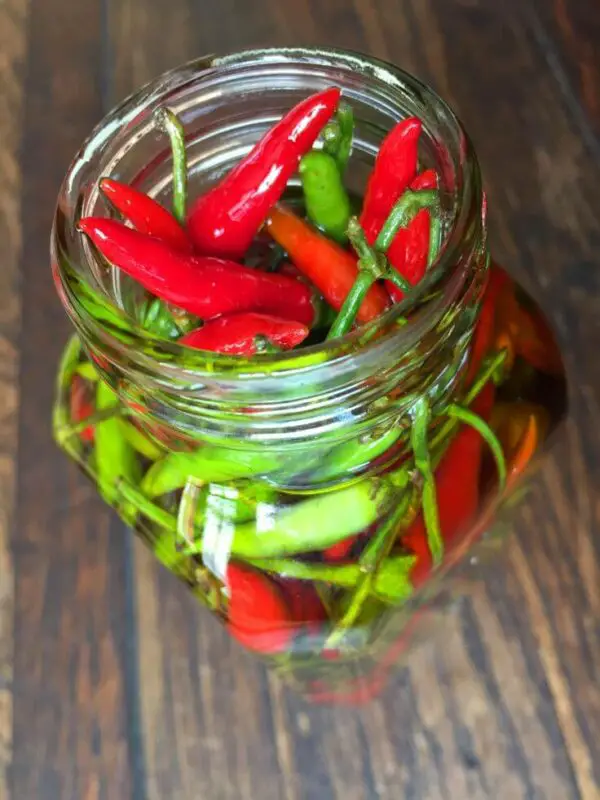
[51,47,567,703]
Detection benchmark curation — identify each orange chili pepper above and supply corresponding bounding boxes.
[490,402,547,486]
[265,205,391,324]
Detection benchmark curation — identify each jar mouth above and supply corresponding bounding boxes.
[52,45,483,381]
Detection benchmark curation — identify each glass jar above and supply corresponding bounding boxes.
[51,47,567,704]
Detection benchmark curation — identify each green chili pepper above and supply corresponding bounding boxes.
[311,423,405,483]
[53,334,88,459]
[326,489,415,647]
[141,447,283,497]
[95,380,141,522]
[250,554,415,603]
[75,361,99,381]
[299,151,352,243]
[231,478,392,558]
[139,295,184,339]
[116,418,164,460]
[410,396,443,566]
[322,102,354,174]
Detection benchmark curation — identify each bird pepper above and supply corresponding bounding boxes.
[78,217,316,326]
[180,312,309,355]
[265,205,390,324]
[226,563,294,654]
[99,177,193,252]
[359,116,422,244]
[187,87,341,259]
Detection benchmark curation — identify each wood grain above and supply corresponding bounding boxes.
[8,0,600,798]
[0,1,29,798]
[10,1,140,798]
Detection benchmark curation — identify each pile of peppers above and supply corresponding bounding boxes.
[54,87,563,702]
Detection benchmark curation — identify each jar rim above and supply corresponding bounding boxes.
[51,45,484,381]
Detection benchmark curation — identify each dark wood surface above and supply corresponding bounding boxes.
[2,1,600,798]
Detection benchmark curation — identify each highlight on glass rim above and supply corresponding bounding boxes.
[51,48,567,705]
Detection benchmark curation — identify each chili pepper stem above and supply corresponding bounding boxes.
[325,489,415,649]
[375,189,440,253]
[153,107,187,224]
[55,403,129,443]
[326,270,378,340]
[447,404,507,489]
[326,217,389,340]
[410,397,444,566]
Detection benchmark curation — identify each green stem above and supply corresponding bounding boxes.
[326,270,378,340]
[326,217,386,340]
[464,350,508,404]
[375,189,439,253]
[117,478,178,532]
[322,102,354,174]
[55,404,128,442]
[254,335,282,354]
[446,404,507,489]
[153,106,187,224]
[410,397,443,566]
[325,489,414,648]
[385,269,412,294]
[347,216,385,275]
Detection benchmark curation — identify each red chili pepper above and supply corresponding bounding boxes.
[265,206,390,323]
[402,382,496,587]
[323,535,356,562]
[285,580,327,628]
[78,218,316,325]
[385,169,439,301]
[99,178,193,253]
[226,563,293,654]
[179,312,309,355]
[463,267,504,386]
[187,88,341,259]
[69,375,95,443]
[359,117,421,244]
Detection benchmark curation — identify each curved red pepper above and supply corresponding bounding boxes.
[385,168,438,301]
[265,205,390,323]
[403,382,496,587]
[78,218,315,325]
[187,88,341,259]
[227,563,293,654]
[99,178,193,253]
[359,117,422,243]
[180,312,309,355]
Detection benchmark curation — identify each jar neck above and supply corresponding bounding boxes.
[51,47,487,446]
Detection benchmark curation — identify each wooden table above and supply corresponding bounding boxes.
[2,1,600,798]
